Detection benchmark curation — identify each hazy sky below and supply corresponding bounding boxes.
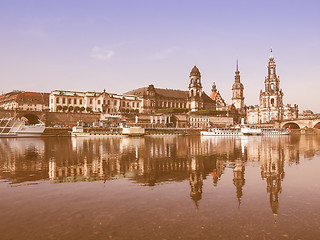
[1,0,319,112]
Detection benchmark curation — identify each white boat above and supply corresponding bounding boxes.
[261,127,290,135]
[0,117,45,137]
[201,127,242,136]
[122,127,145,136]
[241,126,262,136]
[71,126,124,137]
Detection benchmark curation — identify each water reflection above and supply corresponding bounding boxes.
[1,135,320,215]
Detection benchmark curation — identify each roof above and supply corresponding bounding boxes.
[51,90,141,101]
[0,91,49,105]
[209,91,217,100]
[125,87,188,99]
[190,65,201,77]
[202,92,215,103]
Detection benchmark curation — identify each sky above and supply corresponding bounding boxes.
[0,0,320,112]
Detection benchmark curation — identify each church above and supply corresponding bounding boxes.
[247,49,298,124]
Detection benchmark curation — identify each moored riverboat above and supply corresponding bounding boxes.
[201,127,242,136]
[0,117,45,137]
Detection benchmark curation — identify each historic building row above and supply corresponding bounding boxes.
[49,90,142,113]
[0,91,49,111]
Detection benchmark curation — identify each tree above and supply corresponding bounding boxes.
[74,106,80,112]
[86,107,92,112]
[62,105,68,112]
[68,106,74,112]
[56,105,62,112]
[80,107,85,112]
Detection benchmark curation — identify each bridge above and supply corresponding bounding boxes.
[277,118,320,129]
[0,110,100,126]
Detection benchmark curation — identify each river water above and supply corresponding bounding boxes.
[0,135,320,240]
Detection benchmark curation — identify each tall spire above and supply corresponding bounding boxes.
[235,59,240,83]
[236,58,239,72]
[269,47,274,60]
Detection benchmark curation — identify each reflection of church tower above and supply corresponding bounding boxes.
[233,160,245,208]
[188,65,203,112]
[232,60,245,110]
[189,158,203,208]
[261,155,285,220]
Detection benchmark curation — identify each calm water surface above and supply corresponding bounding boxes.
[0,135,320,240]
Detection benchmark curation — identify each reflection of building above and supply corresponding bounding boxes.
[189,158,204,208]
[261,155,284,219]
[233,160,245,207]
[247,49,298,124]
[0,91,49,111]
[2,135,320,215]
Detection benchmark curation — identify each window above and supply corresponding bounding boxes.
[127,102,129,107]
[108,100,110,105]
[114,100,117,106]
[103,100,106,104]
[74,99,77,104]
[123,102,125,107]
[90,99,93,104]
[137,103,139,108]
[80,100,82,105]
[56,97,59,103]
[68,99,71,104]
[62,98,65,104]
[132,102,135,108]
[271,98,275,105]
[98,100,101,105]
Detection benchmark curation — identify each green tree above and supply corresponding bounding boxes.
[80,107,85,112]
[68,106,74,112]
[56,105,62,111]
[62,105,68,112]
[74,106,80,112]
[86,107,92,112]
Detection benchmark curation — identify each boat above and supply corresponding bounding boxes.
[122,126,145,136]
[0,117,45,137]
[261,126,290,135]
[71,126,124,137]
[240,126,262,136]
[201,125,289,137]
[201,127,242,136]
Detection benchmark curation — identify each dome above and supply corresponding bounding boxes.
[232,82,244,90]
[190,65,201,77]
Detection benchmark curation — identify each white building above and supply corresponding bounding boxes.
[49,90,142,113]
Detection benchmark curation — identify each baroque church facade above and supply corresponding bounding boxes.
[247,49,298,124]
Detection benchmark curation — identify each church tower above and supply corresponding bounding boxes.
[259,48,284,122]
[188,65,203,112]
[232,60,245,110]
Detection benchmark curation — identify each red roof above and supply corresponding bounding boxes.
[209,91,217,100]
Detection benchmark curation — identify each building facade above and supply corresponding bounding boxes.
[232,60,245,111]
[209,82,227,111]
[0,91,49,111]
[247,49,298,124]
[49,90,142,113]
[126,65,216,114]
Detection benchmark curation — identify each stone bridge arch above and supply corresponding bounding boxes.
[313,122,320,129]
[22,113,40,124]
[281,122,301,129]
